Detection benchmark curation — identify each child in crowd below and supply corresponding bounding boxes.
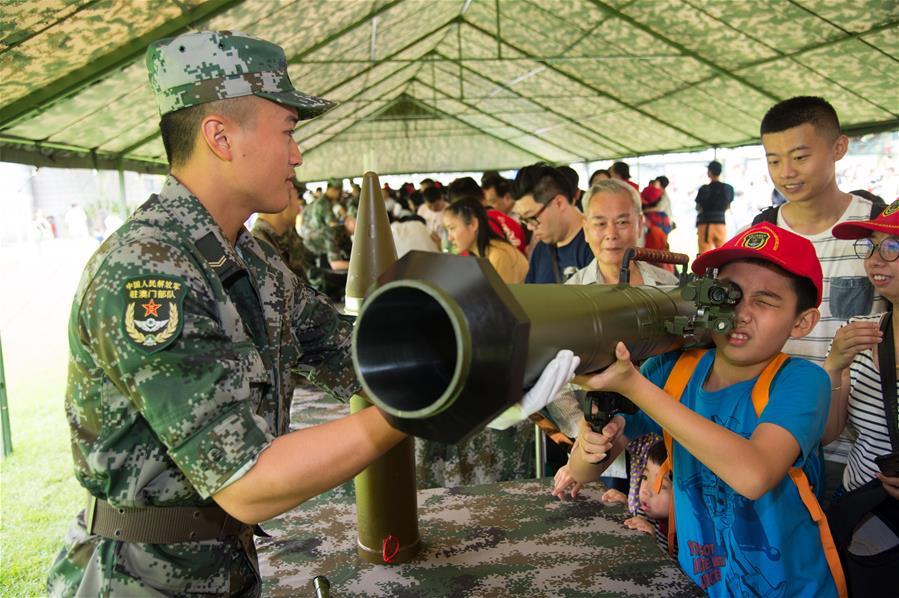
[600,436,674,555]
[566,223,845,596]
[641,177,672,234]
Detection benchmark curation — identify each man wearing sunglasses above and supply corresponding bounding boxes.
[512,163,593,284]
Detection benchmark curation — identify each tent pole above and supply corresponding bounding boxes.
[0,333,12,458]
[117,160,128,215]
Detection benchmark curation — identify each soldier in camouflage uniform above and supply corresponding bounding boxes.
[47,31,406,597]
[300,178,351,271]
[345,182,362,219]
[251,177,318,287]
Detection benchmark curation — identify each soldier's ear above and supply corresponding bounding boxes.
[200,115,232,161]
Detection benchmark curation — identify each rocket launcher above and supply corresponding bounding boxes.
[352,247,741,444]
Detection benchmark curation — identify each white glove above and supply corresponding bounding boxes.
[487,350,580,430]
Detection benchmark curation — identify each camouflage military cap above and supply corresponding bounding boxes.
[146,30,335,118]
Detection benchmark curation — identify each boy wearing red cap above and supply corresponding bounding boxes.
[568,223,844,597]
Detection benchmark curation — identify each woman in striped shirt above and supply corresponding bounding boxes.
[823,206,899,500]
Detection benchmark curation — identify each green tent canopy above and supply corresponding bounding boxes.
[1,0,896,178]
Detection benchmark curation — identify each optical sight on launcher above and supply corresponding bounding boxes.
[582,248,741,440]
[352,247,740,444]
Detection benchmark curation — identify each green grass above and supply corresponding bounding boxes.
[1,240,95,596]
[0,371,83,596]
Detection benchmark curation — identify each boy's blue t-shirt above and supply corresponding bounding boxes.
[623,350,836,597]
[524,229,593,283]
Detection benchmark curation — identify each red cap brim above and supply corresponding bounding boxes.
[693,247,790,276]
[832,220,899,239]
[692,246,822,307]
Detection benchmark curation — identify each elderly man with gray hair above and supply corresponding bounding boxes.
[548,178,678,500]
[569,179,676,286]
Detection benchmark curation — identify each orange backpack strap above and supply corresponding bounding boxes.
[750,352,790,416]
[788,467,848,598]
[657,349,707,557]
[658,350,708,490]
[750,353,847,598]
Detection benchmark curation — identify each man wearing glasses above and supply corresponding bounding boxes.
[510,163,593,478]
[512,163,593,284]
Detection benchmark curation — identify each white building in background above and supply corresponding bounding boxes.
[0,163,165,246]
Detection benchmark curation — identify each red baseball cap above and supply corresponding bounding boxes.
[641,186,662,206]
[832,199,899,239]
[692,223,823,307]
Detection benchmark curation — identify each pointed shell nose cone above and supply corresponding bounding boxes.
[345,171,398,315]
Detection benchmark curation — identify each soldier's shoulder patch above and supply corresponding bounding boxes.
[122,275,188,353]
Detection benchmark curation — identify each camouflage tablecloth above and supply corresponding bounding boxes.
[257,479,700,597]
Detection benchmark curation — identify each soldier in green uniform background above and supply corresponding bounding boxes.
[300,178,351,271]
[251,177,316,286]
[46,31,407,597]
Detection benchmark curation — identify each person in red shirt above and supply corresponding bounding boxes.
[448,176,527,255]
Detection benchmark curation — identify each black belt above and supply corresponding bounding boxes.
[85,495,251,544]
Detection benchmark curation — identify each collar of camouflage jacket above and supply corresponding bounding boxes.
[157,175,267,266]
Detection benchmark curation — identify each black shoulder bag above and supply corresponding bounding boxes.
[752,197,886,226]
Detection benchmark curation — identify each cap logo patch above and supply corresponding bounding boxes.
[123,276,187,353]
[741,231,771,251]
[883,200,899,217]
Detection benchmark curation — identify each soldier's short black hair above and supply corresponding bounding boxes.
[708,161,723,176]
[447,177,483,202]
[512,163,574,204]
[159,97,256,167]
[760,96,841,142]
